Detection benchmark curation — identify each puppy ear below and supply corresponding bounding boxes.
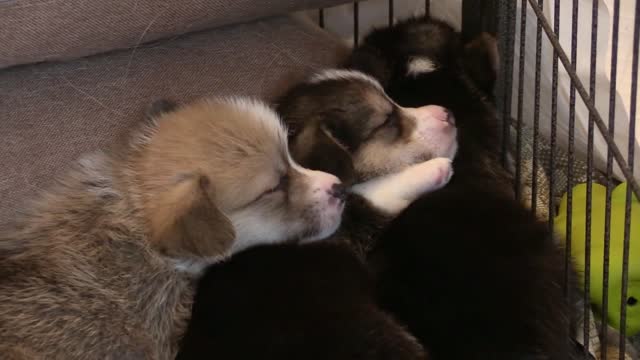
[146,99,179,121]
[462,33,499,95]
[298,126,356,185]
[148,174,235,260]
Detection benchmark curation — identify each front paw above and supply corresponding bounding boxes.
[423,157,454,191]
[350,157,453,216]
[396,157,453,205]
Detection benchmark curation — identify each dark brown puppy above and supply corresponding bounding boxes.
[256,15,585,360]
[176,242,426,360]
[294,16,581,360]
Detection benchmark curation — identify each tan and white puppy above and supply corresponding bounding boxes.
[0,97,346,359]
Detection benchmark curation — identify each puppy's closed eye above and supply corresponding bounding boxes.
[378,109,399,131]
[249,174,290,205]
[369,108,402,140]
[322,123,352,152]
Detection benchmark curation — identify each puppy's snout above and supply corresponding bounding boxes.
[291,167,344,243]
[410,105,455,127]
[402,104,459,160]
[329,183,347,201]
[302,169,344,208]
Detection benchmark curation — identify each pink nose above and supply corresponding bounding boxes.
[413,105,455,126]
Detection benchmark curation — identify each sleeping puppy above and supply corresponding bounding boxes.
[0,97,346,359]
[281,70,457,185]
[345,17,579,359]
[176,242,427,360]
[277,69,458,256]
[270,17,579,360]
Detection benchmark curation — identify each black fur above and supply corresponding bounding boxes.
[176,242,426,360]
[348,17,504,188]
[351,17,581,359]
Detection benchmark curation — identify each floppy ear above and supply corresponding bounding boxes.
[298,126,356,185]
[462,33,499,96]
[148,175,235,260]
[145,99,179,121]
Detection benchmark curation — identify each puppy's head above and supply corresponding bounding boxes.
[278,70,457,182]
[349,17,499,97]
[347,17,502,168]
[128,97,345,265]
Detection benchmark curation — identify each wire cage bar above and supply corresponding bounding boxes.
[515,2,638,357]
[316,0,640,358]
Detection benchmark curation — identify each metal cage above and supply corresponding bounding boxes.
[316,1,639,359]
[496,2,638,357]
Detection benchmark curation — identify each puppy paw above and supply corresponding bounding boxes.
[424,157,454,190]
[350,157,453,216]
[397,157,452,203]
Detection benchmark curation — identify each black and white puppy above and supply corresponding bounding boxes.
[278,69,458,256]
[279,17,581,360]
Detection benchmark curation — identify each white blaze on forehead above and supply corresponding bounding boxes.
[407,57,438,76]
[310,69,384,91]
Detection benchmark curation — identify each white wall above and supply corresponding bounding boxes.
[513,0,639,181]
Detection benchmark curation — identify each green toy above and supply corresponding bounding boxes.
[555,182,639,336]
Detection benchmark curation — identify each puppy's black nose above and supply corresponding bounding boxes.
[329,183,347,201]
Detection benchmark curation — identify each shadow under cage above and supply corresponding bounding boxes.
[314,0,640,359]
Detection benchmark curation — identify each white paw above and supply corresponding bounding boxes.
[423,157,454,191]
[393,157,453,203]
[350,157,454,216]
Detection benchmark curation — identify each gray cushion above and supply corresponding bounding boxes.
[0,14,349,223]
[0,0,350,69]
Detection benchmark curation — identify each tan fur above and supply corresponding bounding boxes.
[150,175,234,260]
[0,97,342,359]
